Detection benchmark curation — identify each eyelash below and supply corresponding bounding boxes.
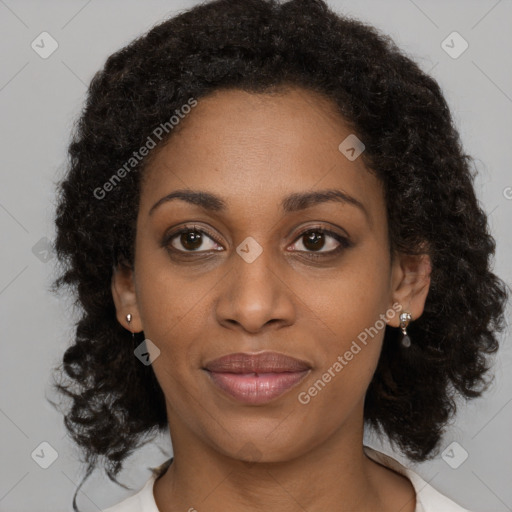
[163,224,352,260]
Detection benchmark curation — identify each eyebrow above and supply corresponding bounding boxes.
[148,188,370,223]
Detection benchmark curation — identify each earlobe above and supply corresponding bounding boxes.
[387,251,432,328]
[111,263,143,332]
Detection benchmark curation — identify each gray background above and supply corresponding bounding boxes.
[1,0,511,510]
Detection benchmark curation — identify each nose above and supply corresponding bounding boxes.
[214,246,296,334]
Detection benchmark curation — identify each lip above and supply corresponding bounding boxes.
[203,352,311,405]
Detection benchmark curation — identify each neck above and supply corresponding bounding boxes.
[153,404,415,512]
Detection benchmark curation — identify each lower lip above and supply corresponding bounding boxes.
[205,370,310,405]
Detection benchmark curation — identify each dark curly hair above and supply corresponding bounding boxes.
[49,0,509,509]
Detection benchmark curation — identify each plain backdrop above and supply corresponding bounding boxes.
[0,0,511,511]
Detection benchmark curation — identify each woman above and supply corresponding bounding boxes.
[50,0,509,511]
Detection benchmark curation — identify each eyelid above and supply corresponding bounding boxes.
[163,223,351,254]
[288,226,352,255]
[162,224,223,250]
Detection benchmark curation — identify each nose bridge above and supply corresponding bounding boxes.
[215,235,295,331]
[232,236,280,306]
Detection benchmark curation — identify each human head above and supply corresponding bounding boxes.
[50,0,509,509]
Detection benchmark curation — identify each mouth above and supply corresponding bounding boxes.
[203,351,312,405]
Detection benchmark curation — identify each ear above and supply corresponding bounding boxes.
[111,261,143,333]
[387,249,432,328]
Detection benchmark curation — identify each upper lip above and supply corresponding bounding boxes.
[203,351,311,373]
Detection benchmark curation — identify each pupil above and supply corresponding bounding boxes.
[182,231,202,250]
[304,231,324,251]
[179,231,326,252]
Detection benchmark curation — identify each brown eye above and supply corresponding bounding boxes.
[165,226,223,253]
[179,230,203,251]
[302,231,326,251]
[289,228,350,256]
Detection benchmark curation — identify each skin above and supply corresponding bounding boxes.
[111,87,432,512]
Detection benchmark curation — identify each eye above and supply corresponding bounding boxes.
[163,224,352,258]
[288,227,351,257]
[165,225,223,253]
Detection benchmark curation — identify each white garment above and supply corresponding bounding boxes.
[103,446,471,512]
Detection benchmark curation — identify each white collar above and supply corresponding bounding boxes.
[105,446,471,512]
[363,445,470,512]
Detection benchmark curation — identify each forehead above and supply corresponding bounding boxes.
[139,87,385,223]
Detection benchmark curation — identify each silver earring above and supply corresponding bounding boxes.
[126,313,135,340]
[399,311,412,348]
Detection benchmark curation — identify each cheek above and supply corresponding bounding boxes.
[293,296,387,441]
[135,265,208,412]
[295,244,391,396]
[306,243,391,344]
[134,247,211,369]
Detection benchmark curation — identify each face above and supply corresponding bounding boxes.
[112,87,430,463]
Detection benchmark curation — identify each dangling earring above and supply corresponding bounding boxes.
[399,311,412,348]
[126,313,135,341]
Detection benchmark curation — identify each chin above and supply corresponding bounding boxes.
[210,423,312,465]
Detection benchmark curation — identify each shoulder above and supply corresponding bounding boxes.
[102,473,160,512]
[103,458,172,512]
[363,445,473,512]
